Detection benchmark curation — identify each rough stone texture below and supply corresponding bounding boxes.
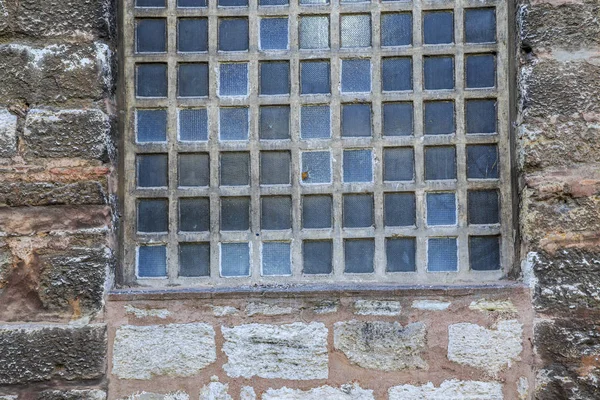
[240,387,256,400]
[411,300,451,311]
[0,109,17,158]
[311,299,339,314]
[221,322,328,380]
[124,305,170,319]
[23,109,110,160]
[333,320,427,371]
[35,389,107,400]
[0,245,11,290]
[469,299,517,313]
[448,320,523,376]
[199,381,232,400]
[518,377,529,400]
[0,324,106,385]
[388,380,503,400]
[0,181,107,207]
[353,300,401,316]
[262,384,374,400]
[122,393,189,400]
[245,302,295,316]
[210,305,239,317]
[112,323,216,380]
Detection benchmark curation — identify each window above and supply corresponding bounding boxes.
[123,0,512,285]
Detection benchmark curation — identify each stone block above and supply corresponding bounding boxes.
[0,324,106,385]
[389,380,503,400]
[333,320,427,371]
[199,381,233,400]
[0,181,107,207]
[263,384,374,400]
[448,320,523,375]
[353,300,401,316]
[0,109,17,158]
[124,305,170,319]
[112,323,216,380]
[221,322,328,380]
[121,393,189,400]
[35,389,107,400]
[245,301,294,316]
[411,300,450,310]
[469,299,517,313]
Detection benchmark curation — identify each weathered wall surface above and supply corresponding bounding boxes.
[0,0,116,398]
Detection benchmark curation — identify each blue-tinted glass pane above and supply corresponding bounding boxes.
[341,59,371,93]
[219,0,248,6]
[220,152,250,186]
[425,146,456,180]
[469,236,501,271]
[343,150,373,182]
[423,11,454,44]
[179,153,209,187]
[137,64,167,97]
[260,18,289,50]
[137,19,166,53]
[178,0,207,7]
[467,145,499,179]
[299,16,329,49]
[341,14,371,48]
[179,198,210,232]
[137,154,168,187]
[219,63,248,96]
[301,0,328,4]
[138,246,167,278]
[260,61,290,95]
[381,13,412,47]
[178,18,208,52]
[221,243,250,277]
[301,61,330,94]
[382,58,412,91]
[262,242,291,276]
[260,151,291,185]
[179,109,208,141]
[137,0,165,7]
[179,243,210,277]
[383,148,414,181]
[303,240,333,274]
[345,239,375,273]
[465,8,496,43]
[302,195,332,229]
[302,151,331,184]
[178,63,209,97]
[261,196,292,230]
[427,192,457,226]
[220,108,249,140]
[221,197,250,231]
[428,238,458,272]
[342,104,371,137]
[468,190,499,225]
[386,238,416,272]
[301,106,330,139]
[343,194,374,228]
[260,106,290,140]
[424,101,455,135]
[260,0,288,5]
[219,18,249,51]
[466,54,496,88]
[384,193,416,227]
[137,109,167,142]
[138,199,168,232]
[383,103,413,136]
[424,57,454,90]
[466,99,497,133]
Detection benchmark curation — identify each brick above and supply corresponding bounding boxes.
[0,324,106,385]
[263,384,374,400]
[0,109,17,158]
[0,181,107,206]
[389,380,503,400]
[0,205,110,235]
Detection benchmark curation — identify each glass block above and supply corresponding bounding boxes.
[178,153,209,187]
[260,0,288,5]
[261,196,292,230]
[469,236,501,271]
[341,14,371,48]
[466,99,497,134]
[219,0,248,7]
[344,239,375,273]
[465,8,496,44]
[219,63,248,96]
[219,18,249,51]
[343,150,373,182]
[179,198,210,232]
[260,106,290,140]
[343,194,374,228]
[384,193,416,227]
[302,195,332,229]
[138,246,167,278]
[260,18,289,50]
[136,19,166,53]
[342,104,371,137]
[136,64,167,97]
[220,152,250,186]
[178,63,209,97]
[301,106,331,139]
[138,199,168,232]
[179,109,208,141]
[299,16,329,49]
[302,151,331,184]
[381,13,412,47]
[386,238,416,272]
[137,154,168,188]
[260,151,291,185]
[425,146,456,180]
[178,0,207,7]
[383,103,413,136]
[221,197,250,231]
[219,108,249,140]
[382,58,412,91]
[221,243,250,277]
[428,238,458,272]
[341,59,371,93]
[468,190,499,225]
[427,192,457,226]
[301,61,330,94]
[383,148,414,181]
[424,101,455,135]
[301,0,328,4]
[466,54,496,88]
[178,18,208,52]
[262,242,291,276]
[423,57,454,90]
[303,240,333,274]
[467,144,499,179]
[137,109,167,142]
[137,0,165,6]
[179,243,210,277]
[423,11,454,44]
[260,61,290,95]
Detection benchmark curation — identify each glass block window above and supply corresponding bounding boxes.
[124,0,512,286]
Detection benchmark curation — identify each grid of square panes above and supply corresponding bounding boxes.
[126,0,510,284]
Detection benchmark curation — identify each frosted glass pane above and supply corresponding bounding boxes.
[465,8,496,44]
[262,242,291,276]
[381,13,412,47]
[137,154,168,187]
[221,197,250,231]
[382,58,412,91]
[425,146,456,180]
[303,241,332,274]
[260,18,289,50]
[300,16,329,49]
[219,18,249,51]
[138,199,168,232]
[221,243,250,277]
[341,15,371,48]
[219,63,248,96]
[343,150,373,182]
[468,190,499,225]
[423,57,454,90]
[138,246,167,277]
[179,243,210,277]
[260,61,290,95]
[428,238,458,272]
[301,0,328,4]
[178,18,208,52]
[137,64,167,97]
[427,192,457,226]
[260,106,290,140]
[466,54,496,88]
[220,152,250,186]
[261,196,292,230]
[301,61,330,94]
[341,59,371,93]
[383,148,414,181]
[178,63,209,97]
[137,109,167,142]
[469,236,501,271]
[260,151,291,185]
[179,198,210,232]
[178,153,209,187]
[386,238,416,272]
[343,194,374,228]
[384,193,416,227]
[345,239,375,273]
[301,106,331,139]
[136,19,166,53]
[383,103,413,136]
[466,99,497,134]
[302,151,331,184]
[219,108,248,140]
[423,11,454,44]
[302,195,332,229]
[424,101,455,135]
[179,109,208,141]
[467,145,499,179]
[342,103,371,137]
